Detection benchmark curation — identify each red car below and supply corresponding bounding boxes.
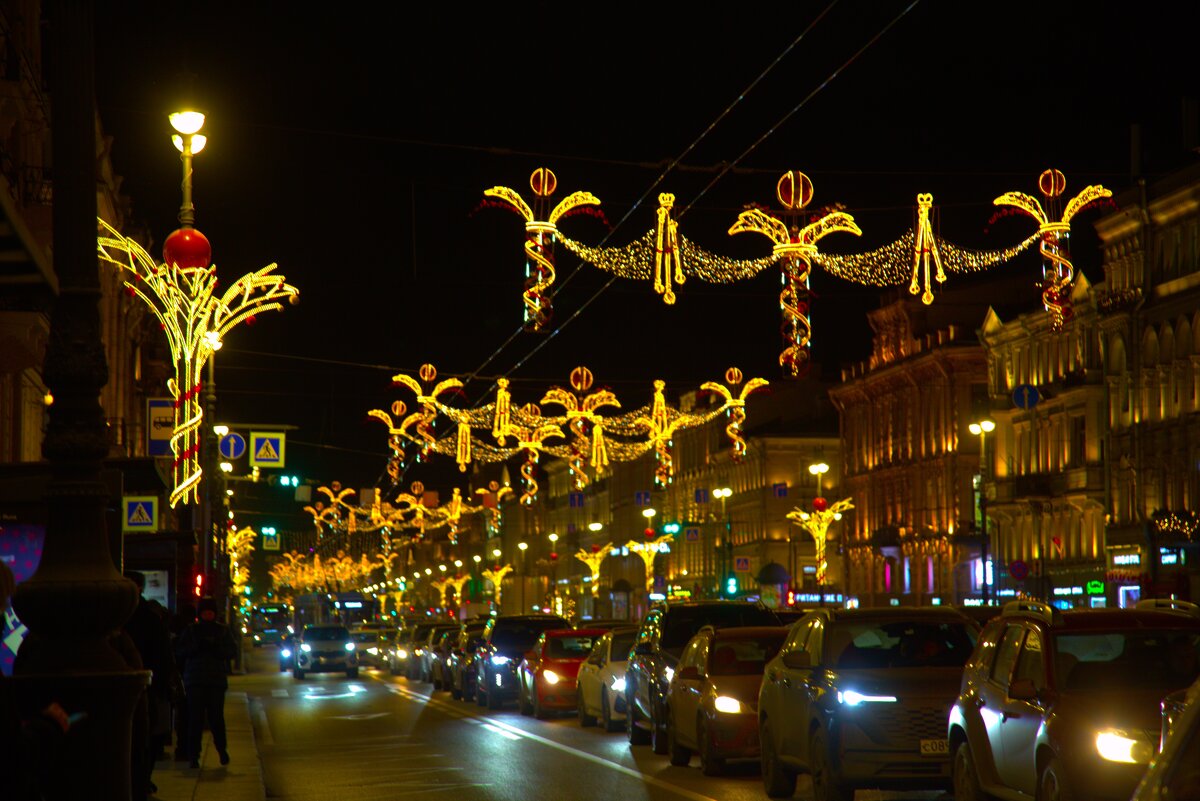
[518,628,606,719]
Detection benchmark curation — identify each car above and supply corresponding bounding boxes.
[518,628,606,719]
[428,627,459,689]
[413,623,460,683]
[759,606,978,801]
[447,620,488,700]
[475,613,571,710]
[576,627,638,731]
[948,599,1200,801]
[1131,675,1200,800]
[292,624,360,679]
[387,624,422,676]
[625,600,782,755]
[402,622,442,679]
[351,628,392,669]
[666,625,788,775]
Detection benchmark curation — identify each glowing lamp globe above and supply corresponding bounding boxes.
[163,227,211,269]
[813,497,828,512]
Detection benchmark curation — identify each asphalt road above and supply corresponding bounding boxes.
[240,646,949,801]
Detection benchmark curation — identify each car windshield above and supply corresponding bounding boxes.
[493,619,568,650]
[1053,629,1200,692]
[661,606,781,652]
[547,636,596,659]
[709,634,787,676]
[826,619,976,668]
[611,631,637,659]
[306,627,350,641]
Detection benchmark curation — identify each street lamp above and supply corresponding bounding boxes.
[713,488,732,595]
[642,508,657,519]
[969,419,996,604]
[518,542,529,612]
[492,548,502,559]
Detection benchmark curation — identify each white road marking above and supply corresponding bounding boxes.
[271,688,289,698]
[328,712,392,720]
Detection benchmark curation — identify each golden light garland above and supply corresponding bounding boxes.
[574,543,615,597]
[485,168,600,331]
[787,497,853,586]
[97,220,299,506]
[994,169,1111,330]
[627,535,673,593]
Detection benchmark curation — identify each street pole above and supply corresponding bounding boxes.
[970,420,995,605]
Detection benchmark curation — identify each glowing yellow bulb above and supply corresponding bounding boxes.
[169,110,205,135]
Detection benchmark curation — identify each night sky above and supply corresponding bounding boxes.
[92,1,1198,490]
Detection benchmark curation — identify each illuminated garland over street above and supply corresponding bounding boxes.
[994,169,1112,330]
[485,168,600,332]
[97,220,299,506]
[302,481,488,547]
[369,364,767,502]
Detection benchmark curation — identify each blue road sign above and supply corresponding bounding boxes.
[250,432,286,468]
[219,432,246,460]
[634,491,652,506]
[684,527,700,542]
[147,398,173,457]
[122,496,158,533]
[1012,384,1040,410]
[694,488,710,504]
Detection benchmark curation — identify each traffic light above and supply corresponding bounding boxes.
[661,522,680,535]
[193,571,204,598]
[277,475,299,487]
[725,575,738,597]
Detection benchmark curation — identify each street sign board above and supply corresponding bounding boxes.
[684,527,700,542]
[147,398,173,457]
[1012,384,1040,410]
[694,488,709,504]
[634,491,652,506]
[1010,559,1030,580]
[262,528,280,551]
[772,482,788,498]
[122,495,159,533]
[219,432,246,460]
[249,432,286,468]
[734,556,751,573]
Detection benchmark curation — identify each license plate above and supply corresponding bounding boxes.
[920,739,949,756]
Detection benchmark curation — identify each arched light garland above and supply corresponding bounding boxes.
[97,220,299,506]
[485,168,601,332]
[994,169,1112,330]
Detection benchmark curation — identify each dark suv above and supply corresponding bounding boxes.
[475,613,570,709]
[625,600,781,754]
[949,599,1200,801]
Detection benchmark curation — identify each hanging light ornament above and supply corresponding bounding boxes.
[993,169,1111,330]
[484,168,601,332]
[700,367,770,461]
[909,193,946,304]
[540,365,621,490]
[729,172,861,377]
[391,363,463,464]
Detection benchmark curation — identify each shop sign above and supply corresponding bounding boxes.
[1112,552,1141,566]
[1052,586,1084,596]
[1159,547,1184,566]
[1085,580,1105,595]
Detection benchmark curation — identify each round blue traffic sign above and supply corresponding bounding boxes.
[1012,384,1040,410]
[219,432,246,460]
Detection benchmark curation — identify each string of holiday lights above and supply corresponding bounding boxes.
[484,168,600,331]
[97,219,299,506]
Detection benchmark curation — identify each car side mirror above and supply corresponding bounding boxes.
[677,665,702,682]
[781,651,812,669]
[634,642,653,656]
[1008,678,1038,701]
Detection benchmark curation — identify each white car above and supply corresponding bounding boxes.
[576,627,638,731]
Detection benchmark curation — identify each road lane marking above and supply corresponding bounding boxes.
[271,688,289,698]
[371,675,721,801]
[328,712,392,720]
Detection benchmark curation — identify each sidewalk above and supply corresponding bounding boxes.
[149,690,265,801]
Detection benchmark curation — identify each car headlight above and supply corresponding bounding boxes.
[611,677,626,693]
[397,648,408,659]
[253,634,261,641]
[1095,730,1154,764]
[543,670,560,685]
[344,642,356,652]
[414,648,424,656]
[714,695,744,714]
[281,648,292,658]
[491,655,511,666]
[663,666,674,683]
[367,647,378,655]
[836,690,897,705]
[300,643,312,653]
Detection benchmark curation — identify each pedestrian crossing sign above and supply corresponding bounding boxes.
[122,496,159,533]
[249,432,286,468]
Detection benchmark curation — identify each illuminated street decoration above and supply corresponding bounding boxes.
[787,496,853,586]
[506,408,567,505]
[482,564,513,606]
[574,543,615,597]
[97,221,298,506]
[227,526,256,597]
[909,193,945,304]
[730,171,862,376]
[994,169,1112,330]
[540,366,620,490]
[699,367,769,461]
[654,194,685,304]
[627,536,673,592]
[484,168,601,331]
[391,364,463,462]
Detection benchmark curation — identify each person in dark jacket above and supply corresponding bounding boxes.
[123,571,176,793]
[176,596,237,768]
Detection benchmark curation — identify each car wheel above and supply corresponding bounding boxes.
[578,691,597,727]
[953,741,991,801]
[761,718,797,798]
[810,730,853,801]
[651,698,669,755]
[667,708,691,766]
[1040,756,1075,801]
[475,678,487,707]
[627,688,650,745]
[346,667,358,679]
[519,682,533,716]
[293,669,305,680]
[699,716,724,776]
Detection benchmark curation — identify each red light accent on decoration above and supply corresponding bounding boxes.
[550,552,558,561]
[644,528,654,539]
[590,544,600,553]
[162,227,212,269]
[813,497,828,512]
[246,315,257,326]
[125,286,136,297]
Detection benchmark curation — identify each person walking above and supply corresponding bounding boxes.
[123,571,175,794]
[175,596,237,769]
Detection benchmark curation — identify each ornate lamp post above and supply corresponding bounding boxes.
[787,495,853,589]
[969,418,996,604]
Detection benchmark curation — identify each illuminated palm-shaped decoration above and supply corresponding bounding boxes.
[505,408,567,505]
[541,366,621,489]
[484,168,601,332]
[994,169,1111,330]
[787,496,853,586]
[391,364,464,464]
[228,527,257,597]
[304,482,361,537]
[444,574,471,608]
[699,367,770,461]
[909,193,946,304]
[729,172,861,376]
[367,399,425,482]
[482,564,513,606]
[636,381,684,491]
[627,536,673,593]
[475,481,514,535]
[428,487,484,545]
[574,544,614,597]
[97,219,299,506]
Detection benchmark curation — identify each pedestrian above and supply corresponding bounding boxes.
[0,560,70,800]
[175,596,237,768]
[123,571,176,794]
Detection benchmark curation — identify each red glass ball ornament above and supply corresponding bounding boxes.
[124,286,136,297]
[590,544,600,553]
[246,315,257,326]
[644,527,655,539]
[550,552,558,561]
[813,497,828,512]
[162,227,211,269]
